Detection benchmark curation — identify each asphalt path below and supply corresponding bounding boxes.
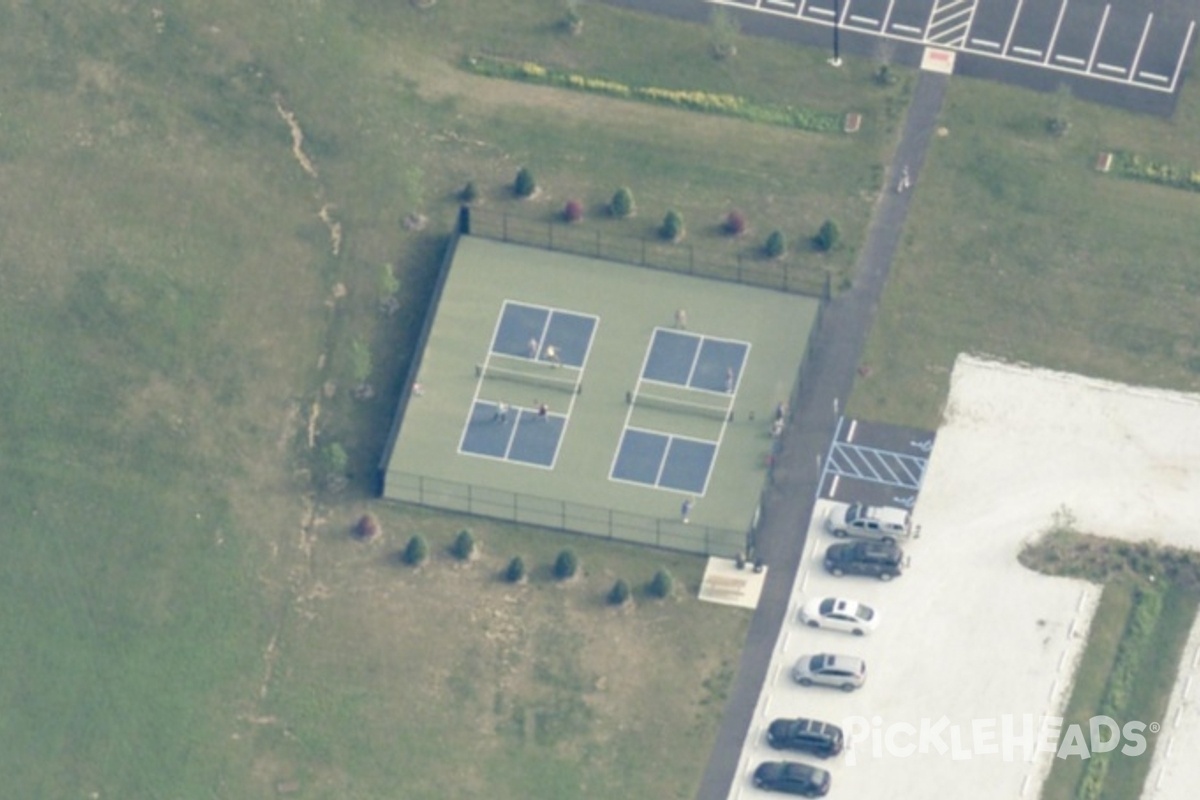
[692,71,949,800]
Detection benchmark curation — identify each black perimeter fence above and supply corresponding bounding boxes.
[465,206,832,299]
[379,206,830,559]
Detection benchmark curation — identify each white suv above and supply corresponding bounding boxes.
[825,502,916,543]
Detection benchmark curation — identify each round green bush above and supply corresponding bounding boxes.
[504,556,526,583]
[660,210,684,241]
[608,578,631,605]
[514,167,537,198]
[648,568,674,599]
[554,548,579,580]
[610,187,635,218]
[402,535,428,566]
[451,529,475,560]
[764,230,787,259]
[816,219,840,252]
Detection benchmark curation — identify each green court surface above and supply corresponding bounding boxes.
[382,233,820,555]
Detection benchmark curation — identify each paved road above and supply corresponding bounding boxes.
[692,70,949,800]
[600,0,1195,115]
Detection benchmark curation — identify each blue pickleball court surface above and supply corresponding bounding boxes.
[610,427,717,495]
[490,300,597,368]
[459,401,566,468]
[641,328,750,393]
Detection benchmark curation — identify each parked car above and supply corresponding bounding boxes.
[766,717,844,758]
[791,653,867,691]
[824,540,905,580]
[752,761,831,797]
[825,502,916,542]
[800,596,878,635]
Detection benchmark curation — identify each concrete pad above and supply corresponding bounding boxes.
[921,47,957,74]
[730,354,1200,800]
[700,557,767,609]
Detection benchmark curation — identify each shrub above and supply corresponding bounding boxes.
[554,548,579,580]
[402,535,428,566]
[660,210,684,242]
[563,199,584,223]
[610,187,635,218]
[723,210,747,236]
[815,219,840,252]
[451,529,475,560]
[504,556,526,583]
[354,513,381,541]
[648,569,674,599]
[608,579,631,605]
[514,167,537,198]
[459,181,479,203]
[764,229,787,258]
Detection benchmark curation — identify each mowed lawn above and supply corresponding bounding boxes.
[850,75,1200,427]
[0,1,908,798]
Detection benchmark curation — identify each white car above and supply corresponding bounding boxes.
[799,597,878,636]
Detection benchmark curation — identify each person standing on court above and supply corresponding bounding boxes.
[674,308,688,330]
[725,367,735,393]
[527,337,539,359]
[537,401,549,421]
[681,497,693,524]
[493,402,510,423]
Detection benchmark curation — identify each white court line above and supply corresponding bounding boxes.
[892,22,922,34]
[1129,12,1154,80]
[1138,71,1170,84]
[1169,21,1196,92]
[971,37,1001,49]
[1002,0,1025,54]
[1054,54,1086,66]
[1012,45,1043,58]
[1044,0,1070,65]
[1095,62,1126,75]
[1087,4,1111,72]
[850,14,879,26]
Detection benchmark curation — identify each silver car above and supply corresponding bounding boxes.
[791,653,867,691]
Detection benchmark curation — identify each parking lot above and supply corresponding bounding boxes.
[713,0,1197,96]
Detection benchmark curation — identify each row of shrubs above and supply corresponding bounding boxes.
[1112,151,1200,193]
[391,526,676,602]
[1075,584,1164,800]
[468,169,840,254]
[463,54,843,134]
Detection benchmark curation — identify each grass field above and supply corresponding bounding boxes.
[0,1,894,797]
[849,74,1200,428]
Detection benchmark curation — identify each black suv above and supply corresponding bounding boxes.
[824,540,904,580]
[752,761,831,797]
[766,718,844,758]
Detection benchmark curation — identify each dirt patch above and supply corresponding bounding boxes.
[274,94,318,179]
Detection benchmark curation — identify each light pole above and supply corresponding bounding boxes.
[830,0,842,66]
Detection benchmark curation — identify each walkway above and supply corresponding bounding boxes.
[694,70,949,800]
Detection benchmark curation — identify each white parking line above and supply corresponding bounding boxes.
[1054,54,1086,66]
[881,0,896,34]
[830,474,841,496]
[847,419,858,442]
[1002,0,1025,54]
[850,14,879,25]
[1044,0,1070,65]
[1095,62,1126,75]
[892,22,922,34]
[765,0,799,9]
[1011,45,1043,57]
[1129,12,1154,79]
[971,37,1001,49]
[1138,71,1170,84]
[1087,4,1111,73]
[1171,21,1197,92]
[808,6,834,17]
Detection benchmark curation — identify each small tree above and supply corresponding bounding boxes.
[815,219,840,252]
[710,6,740,59]
[504,556,526,583]
[459,181,479,204]
[660,209,685,242]
[451,529,475,560]
[563,199,584,223]
[723,210,747,236]
[648,568,675,599]
[764,230,787,259]
[610,187,635,218]
[402,534,428,566]
[608,578,631,606]
[554,548,579,580]
[355,513,381,542]
[514,167,537,198]
[562,0,584,35]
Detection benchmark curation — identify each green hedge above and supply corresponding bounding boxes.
[464,55,843,134]
[1112,151,1200,193]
